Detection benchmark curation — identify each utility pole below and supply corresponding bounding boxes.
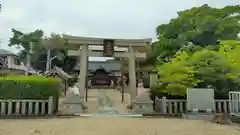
[49,55,57,71]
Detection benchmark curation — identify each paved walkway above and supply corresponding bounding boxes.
[59,85,150,114]
[86,86,150,114]
[86,89,131,114]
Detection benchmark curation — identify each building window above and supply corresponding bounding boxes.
[14,58,21,65]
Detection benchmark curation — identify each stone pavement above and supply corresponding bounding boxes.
[59,85,151,114]
[86,89,131,114]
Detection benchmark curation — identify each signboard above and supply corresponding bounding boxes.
[103,39,114,57]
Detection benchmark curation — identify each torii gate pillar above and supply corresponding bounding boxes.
[128,46,137,102]
[78,44,88,100]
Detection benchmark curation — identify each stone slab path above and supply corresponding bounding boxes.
[86,89,131,114]
[59,85,151,114]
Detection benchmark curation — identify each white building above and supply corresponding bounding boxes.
[0,49,35,75]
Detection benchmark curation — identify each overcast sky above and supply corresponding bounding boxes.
[0,0,239,56]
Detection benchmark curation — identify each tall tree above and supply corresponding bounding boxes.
[149,4,240,64]
[155,40,240,98]
[9,29,44,75]
[20,34,77,73]
[42,33,66,72]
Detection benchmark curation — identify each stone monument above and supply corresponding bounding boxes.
[59,84,87,115]
[132,92,153,113]
[183,88,215,120]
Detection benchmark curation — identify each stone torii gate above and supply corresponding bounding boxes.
[62,34,152,103]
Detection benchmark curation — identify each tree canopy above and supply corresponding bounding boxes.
[149,4,240,98]
[154,40,240,98]
[146,4,240,65]
[9,29,44,53]
[9,29,77,72]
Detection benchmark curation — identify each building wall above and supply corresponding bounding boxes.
[6,56,26,70]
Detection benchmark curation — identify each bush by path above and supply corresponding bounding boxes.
[0,75,61,112]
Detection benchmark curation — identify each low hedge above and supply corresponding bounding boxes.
[150,84,229,100]
[150,84,186,101]
[0,75,60,99]
[0,75,61,113]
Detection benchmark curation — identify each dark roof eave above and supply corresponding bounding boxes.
[0,54,20,58]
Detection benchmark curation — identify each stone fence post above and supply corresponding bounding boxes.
[161,96,167,114]
[48,96,54,115]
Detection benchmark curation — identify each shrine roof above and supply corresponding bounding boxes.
[44,66,72,80]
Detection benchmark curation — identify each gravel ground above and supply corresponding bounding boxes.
[48,87,240,135]
[0,118,239,135]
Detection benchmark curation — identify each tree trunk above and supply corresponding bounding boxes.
[46,49,51,72]
[25,53,30,76]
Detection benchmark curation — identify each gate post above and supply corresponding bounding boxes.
[128,45,137,103]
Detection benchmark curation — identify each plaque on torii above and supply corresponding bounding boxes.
[103,39,114,57]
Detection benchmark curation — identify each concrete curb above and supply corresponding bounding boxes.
[57,113,182,118]
[0,113,182,119]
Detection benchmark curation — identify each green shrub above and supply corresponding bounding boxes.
[0,75,60,99]
[150,84,229,100]
[150,84,186,110]
[150,84,186,100]
[0,75,61,113]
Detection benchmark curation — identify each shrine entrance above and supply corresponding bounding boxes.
[62,34,151,113]
[90,68,111,88]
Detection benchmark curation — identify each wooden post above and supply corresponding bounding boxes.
[85,57,89,102]
[121,58,124,102]
[136,60,139,88]
[64,80,67,96]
